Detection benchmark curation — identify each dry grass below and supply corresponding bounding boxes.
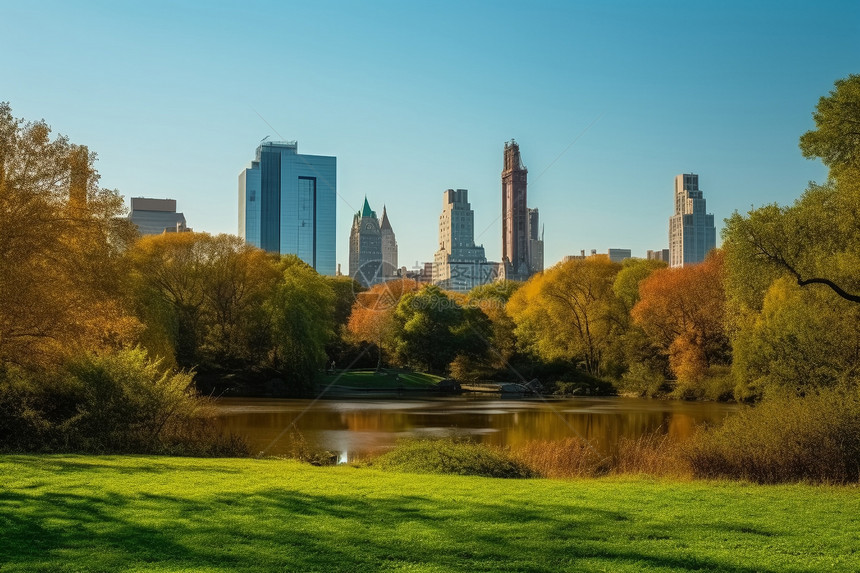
[512,432,691,479]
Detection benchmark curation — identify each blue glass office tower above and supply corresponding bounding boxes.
[239,141,336,275]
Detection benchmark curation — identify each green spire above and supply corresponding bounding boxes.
[361,196,373,218]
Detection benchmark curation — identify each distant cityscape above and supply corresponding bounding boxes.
[127,140,717,290]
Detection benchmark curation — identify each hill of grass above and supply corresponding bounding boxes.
[2,455,859,572]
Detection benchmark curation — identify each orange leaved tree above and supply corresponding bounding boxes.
[346,279,420,370]
[631,252,730,391]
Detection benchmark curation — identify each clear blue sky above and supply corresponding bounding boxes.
[3,0,857,269]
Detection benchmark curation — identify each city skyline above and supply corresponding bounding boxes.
[3,1,854,269]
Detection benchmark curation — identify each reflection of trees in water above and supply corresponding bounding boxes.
[215,399,735,457]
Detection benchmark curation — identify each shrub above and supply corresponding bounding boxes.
[373,437,534,478]
[615,363,667,398]
[0,348,248,456]
[686,387,860,483]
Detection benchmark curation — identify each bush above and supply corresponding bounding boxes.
[686,387,860,483]
[373,437,534,478]
[0,348,248,456]
[615,363,667,398]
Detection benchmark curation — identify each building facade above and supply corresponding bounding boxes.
[668,173,716,268]
[608,248,632,263]
[380,205,398,276]
[647,249,670,262]
[433,189,498,292]
[348,197,398,287]
[502,140,543,280]
[129,197,189,235]
[238,140,336,275]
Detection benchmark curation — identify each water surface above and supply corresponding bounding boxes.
[215,396,737,461]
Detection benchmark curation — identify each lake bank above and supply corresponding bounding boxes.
[2,455,857,572]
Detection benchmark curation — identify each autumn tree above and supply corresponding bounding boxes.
[611,258,669,385]
[0,102,138,369]
[508,256,622,377]
[126,232,281,369]
[631,252,730,392]
[346,279,420,369]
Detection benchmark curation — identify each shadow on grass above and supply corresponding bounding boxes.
[0,478,781,572]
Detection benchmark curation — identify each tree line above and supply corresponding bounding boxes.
[2,74,859,406]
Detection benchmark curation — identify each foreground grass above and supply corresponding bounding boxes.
[319,369,444,390]
[1,456,859,572]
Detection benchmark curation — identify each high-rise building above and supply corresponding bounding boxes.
[380,205,398,277]
[647,249,670,262]
[433,189,497,292]
[238,140,336,275]
[348,197,396,287]
[668,173,716,268]
[129,197,189,235]
[502,140,543,280]
[608,249,632,263]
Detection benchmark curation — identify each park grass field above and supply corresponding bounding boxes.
[319,369,444,390]
[1,455,859,572]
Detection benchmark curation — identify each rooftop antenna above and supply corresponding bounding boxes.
[260,135,270,143]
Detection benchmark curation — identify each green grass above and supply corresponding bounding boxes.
[2,456,859,572]
[319,369,444,390]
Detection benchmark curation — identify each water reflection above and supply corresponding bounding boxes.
[214,396,736,460]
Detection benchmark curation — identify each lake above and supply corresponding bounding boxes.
[214,395,738,461]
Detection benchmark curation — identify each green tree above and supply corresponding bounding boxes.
[267,256,335,386]
[732,277,860,399]
[799,74,860,183]
[726,75,860,306]
[392,285,485,374]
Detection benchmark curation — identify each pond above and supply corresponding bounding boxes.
[214,395,737,461]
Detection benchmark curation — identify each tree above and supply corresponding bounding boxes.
[508,256,622,377]
[346,279,420,369]
[799,74,860,183]
[267,256,335,386]
[631,252,730,389]
[390,285,484,374]
[732,277,860,398]
[0,102,138,369]
[126,233,280,369]
[725,75,860,306]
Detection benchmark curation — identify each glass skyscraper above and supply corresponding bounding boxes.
[238,141,336,275]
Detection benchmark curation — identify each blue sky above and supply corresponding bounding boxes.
[3,0,857,269]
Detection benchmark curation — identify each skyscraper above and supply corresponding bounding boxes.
[238,140,336,275]
[433,189,496,292]
[502,140,543,280]
[669,173,716,268]
[380,205,398,277]
[349,197,394,287]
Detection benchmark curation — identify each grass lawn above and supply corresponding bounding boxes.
[1,456,859,572]
[319,369,444,390]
